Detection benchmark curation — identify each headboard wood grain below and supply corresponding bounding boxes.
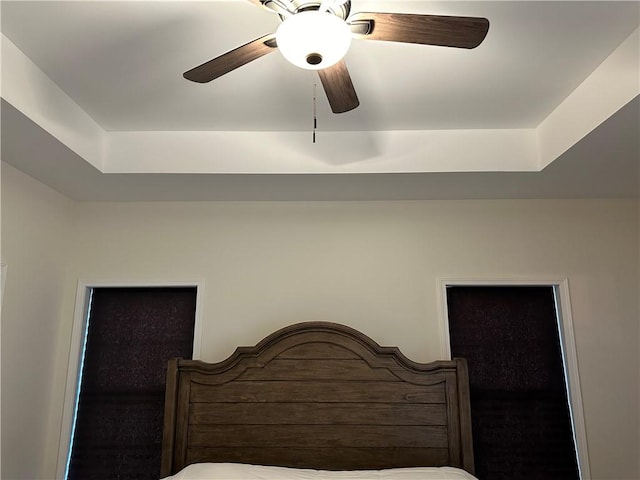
[161,322,474,477]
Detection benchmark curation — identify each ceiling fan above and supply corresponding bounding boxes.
[183,0,489,114]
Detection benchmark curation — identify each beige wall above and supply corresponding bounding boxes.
[1,164,76,480]
[2,164,639,479]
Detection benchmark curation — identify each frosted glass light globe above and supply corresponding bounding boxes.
[276,11,352,70]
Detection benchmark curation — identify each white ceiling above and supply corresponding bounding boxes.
[1,1,638,200]
[2,0,638,131]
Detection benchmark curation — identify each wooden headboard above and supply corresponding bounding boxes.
[160,322,474,477]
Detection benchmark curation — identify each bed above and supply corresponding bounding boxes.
[160,322,475,479]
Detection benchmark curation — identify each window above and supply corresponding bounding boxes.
[65,287,197,480]
[446,285,580,479]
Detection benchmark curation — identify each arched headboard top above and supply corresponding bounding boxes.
[178,322,457,382]
[161,322,474,477]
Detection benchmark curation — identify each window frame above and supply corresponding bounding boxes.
[56,279,205,480]
[437,276,590,480]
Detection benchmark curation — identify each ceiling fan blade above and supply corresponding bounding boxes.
[184,34,277,83]
[317,60,360,114]
[349,13,489,49]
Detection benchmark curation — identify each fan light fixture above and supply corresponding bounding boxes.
[183,0,490,114]
[276,11,352,70]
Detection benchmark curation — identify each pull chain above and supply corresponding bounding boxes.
[312,83,317,143]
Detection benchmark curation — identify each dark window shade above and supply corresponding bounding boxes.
[447,286,579,480]
[67,287,197,480]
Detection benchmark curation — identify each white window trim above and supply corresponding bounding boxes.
[1,263,7,308]
[56,278,205,480]
[436,276,591,480]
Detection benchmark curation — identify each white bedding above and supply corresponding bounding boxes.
[162,463,479,480]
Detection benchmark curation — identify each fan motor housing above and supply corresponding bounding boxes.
[261,0,351,20]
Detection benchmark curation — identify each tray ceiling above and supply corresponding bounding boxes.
[1,1,638,199]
